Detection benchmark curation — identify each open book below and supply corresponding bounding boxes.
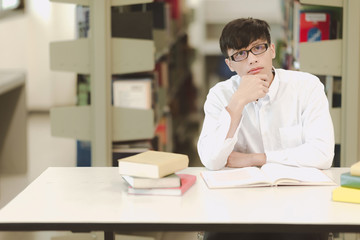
[201,163,336,189]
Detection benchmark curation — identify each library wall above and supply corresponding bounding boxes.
[0,0,77,110]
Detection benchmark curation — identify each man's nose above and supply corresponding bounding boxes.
[247,51,258,64]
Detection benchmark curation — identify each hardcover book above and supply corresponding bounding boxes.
[332,186,360,204]
[112,77,152,110]
[118,150,189,178]
[201,163,335,189]
[340,172,360,189]
[351,161,360,177]
[300,12,330,42]
[122,173,181,189]
[127,174,196,196]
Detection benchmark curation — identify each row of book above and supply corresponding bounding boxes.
[332,161,360,204]
[118,150,196,196]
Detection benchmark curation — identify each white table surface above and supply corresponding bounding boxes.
[0,70,25,95]
[0,167,359,233]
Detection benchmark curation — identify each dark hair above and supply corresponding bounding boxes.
[219,18,271,58]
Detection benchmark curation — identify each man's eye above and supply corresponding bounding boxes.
[255,45,263,50]
[237,51,246,57]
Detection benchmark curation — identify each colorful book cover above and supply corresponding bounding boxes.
[300,12,330,42]
[341,172,360,189]
[127,174,196,196]
[332,186,360,204]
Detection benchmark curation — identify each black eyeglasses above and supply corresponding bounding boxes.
[228,43,269,62]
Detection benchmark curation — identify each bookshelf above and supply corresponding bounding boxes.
[0,70,27,174]
[49,0,155,166]
[50,0,198,166]
[298,0,360,167]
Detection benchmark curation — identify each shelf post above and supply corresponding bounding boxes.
[90,0,113,166]
[341,0,360,166]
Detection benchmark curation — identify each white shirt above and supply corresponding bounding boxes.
[197,68,334,170]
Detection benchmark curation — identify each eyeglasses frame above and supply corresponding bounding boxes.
[228,43,269,62]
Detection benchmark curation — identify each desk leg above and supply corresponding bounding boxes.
[104,231,114,240]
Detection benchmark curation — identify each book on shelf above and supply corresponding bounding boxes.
[111,9,153,40]
[201,163,336,189]
[112,77,152,110]
[340,172,360,189]
[300,12,330,42]
[122,173,181,189]
[118,150,189,178]
[127,174,196,196]
[332,186,360,204]
[75,5,90,38]
[351,161,360,177]
[76,140,91,167]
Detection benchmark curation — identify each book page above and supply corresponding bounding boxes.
[201,167,271,189]
[260,163,335,186]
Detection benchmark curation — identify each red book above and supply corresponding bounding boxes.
[300,12,330,42]
[127,174,196,196]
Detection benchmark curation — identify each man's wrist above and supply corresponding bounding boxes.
[252,153,266,166]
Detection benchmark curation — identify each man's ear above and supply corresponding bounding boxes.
[270,43,276,59]
[225,58,235,72]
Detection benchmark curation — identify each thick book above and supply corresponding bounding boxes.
[122,173,181,189]
[127,174,196,196]
[201,163,336,189]
[112,77,152,110]
[341,172,360,189]
[350,161,360,177]
[118,150,189,178]
[332,186,360,204]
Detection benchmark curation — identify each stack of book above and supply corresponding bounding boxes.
[332,161,360,204]
[118,150,196,196]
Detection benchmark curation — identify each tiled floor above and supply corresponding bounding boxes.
[0,113,198,240]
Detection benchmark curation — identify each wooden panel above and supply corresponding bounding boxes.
[113,107,154,141]
[51,106,155,142]
[50,106,91,141]
[299,40,342,76]
[112,38,155,74]
[50,39,90,74]
[330,107,341,144]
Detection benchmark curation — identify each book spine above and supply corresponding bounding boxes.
[341,173,360,189]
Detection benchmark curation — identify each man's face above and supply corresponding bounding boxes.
[225,39,276,80]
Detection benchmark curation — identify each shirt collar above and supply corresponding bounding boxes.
[267,67,279,103]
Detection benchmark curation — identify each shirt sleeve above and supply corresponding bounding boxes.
[265,80,335,169]
[197,89,242,170]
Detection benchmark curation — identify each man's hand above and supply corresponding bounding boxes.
[226,151,266,168]
[225,74,271,139]
[227,74,271,115]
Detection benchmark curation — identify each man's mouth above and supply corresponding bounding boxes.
[248,67,263,74]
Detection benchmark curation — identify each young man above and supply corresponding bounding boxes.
[197,18,334,171]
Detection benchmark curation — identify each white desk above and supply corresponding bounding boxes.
[0,167,358,240]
